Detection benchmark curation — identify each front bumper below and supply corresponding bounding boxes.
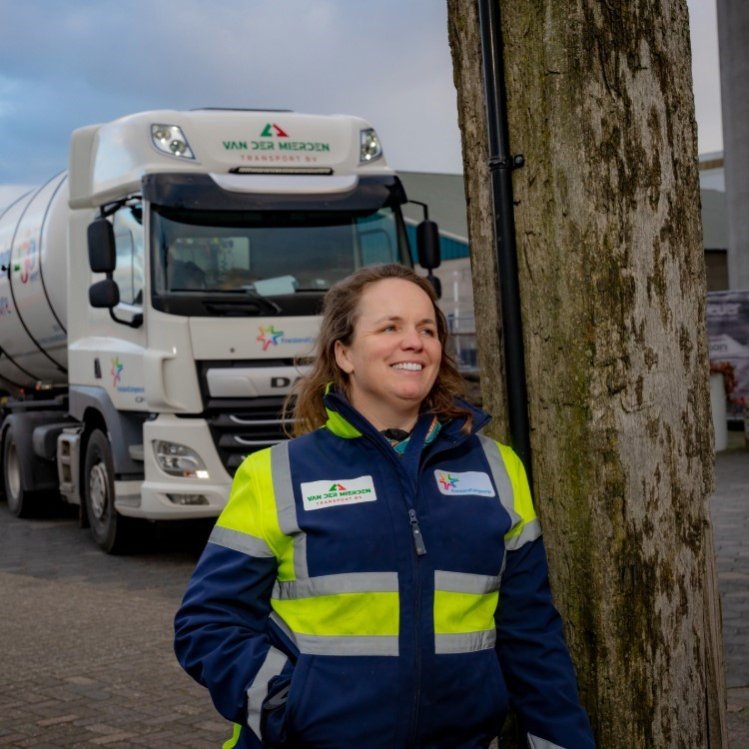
[116,415,233,520]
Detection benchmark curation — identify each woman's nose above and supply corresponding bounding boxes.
[401,327,423,350]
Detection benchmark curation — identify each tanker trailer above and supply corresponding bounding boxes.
[0,173,73,521]
[0,108,441,553]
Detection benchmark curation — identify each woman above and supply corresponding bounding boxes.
[174,264,594,749]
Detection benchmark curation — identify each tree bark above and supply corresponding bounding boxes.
[447,1,728,746]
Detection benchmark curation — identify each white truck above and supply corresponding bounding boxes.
[0,108,440,552]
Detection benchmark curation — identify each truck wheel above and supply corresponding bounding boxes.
[84,429,129,553]
[3,426,34,517]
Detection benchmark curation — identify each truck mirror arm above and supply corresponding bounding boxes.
[109,308,143,329]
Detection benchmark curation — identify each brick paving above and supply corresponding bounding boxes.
[0,439,747,748]
[713,432,749,748]
[0,512,224,748]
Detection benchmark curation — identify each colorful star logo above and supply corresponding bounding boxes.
[257,325,284,351]
[111,356,123,387]
[438,472,458,491]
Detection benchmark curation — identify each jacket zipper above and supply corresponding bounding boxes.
[323,400,461,747]
[408,509,427,556]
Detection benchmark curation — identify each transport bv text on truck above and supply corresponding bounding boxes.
[0,108,441,552]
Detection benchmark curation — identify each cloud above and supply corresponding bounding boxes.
[0,0,461,182]
[0,0,721,184]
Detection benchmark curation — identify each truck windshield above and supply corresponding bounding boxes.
[151,206,411,297]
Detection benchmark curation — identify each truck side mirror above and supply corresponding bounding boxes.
[417,220,441,271]
[88,218,116,273]
[89,278,120,308]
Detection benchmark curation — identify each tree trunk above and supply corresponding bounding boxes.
[447,1,728,747]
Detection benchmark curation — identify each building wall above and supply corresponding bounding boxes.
[717,0,749,289]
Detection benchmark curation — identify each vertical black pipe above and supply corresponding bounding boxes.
[477,0,532,480]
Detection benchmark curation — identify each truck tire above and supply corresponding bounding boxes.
[3,426,35,518]
[84,429,130,553]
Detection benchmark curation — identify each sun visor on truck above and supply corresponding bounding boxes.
[141,173,407,212]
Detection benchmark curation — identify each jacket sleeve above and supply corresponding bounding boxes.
[495,446,595,749]
[174,451,294,747]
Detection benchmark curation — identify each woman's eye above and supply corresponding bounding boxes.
[421,328,436,337]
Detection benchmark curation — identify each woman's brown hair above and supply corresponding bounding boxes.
[286,264,473,436]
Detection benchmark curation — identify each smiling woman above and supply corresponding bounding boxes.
[174,264,594,749]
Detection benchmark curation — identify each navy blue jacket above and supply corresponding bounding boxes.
[175,394,594,748]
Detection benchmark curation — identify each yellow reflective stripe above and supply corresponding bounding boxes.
[271,591,399,637]
[215,447,294,576]
[324,406,363,438]
[221,723,241,749]
[498,442,537,534]
[271,613,399,655]
[433,589,499,634]
[479,436,540,547]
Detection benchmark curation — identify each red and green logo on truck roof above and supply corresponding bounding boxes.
[222,123,330,154]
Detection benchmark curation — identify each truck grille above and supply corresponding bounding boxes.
[205,397,289,476]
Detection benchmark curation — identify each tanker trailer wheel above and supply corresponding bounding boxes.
[3,426,35,518]
[84,429,130,553]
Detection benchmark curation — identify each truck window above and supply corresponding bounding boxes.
[151,206,410,298]
[113,203,144,305]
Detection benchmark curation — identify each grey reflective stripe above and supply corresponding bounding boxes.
[434,570,500,595]
[273,571,399,600]
[209,525,274,558]
[527,735,566,749]
[271,442,309,581]
[478,435,522,534]
[434,629,496,654]
[505,518,542,551]
[246,646,288,736]
[296,634,399,656]
[270,612,296,645]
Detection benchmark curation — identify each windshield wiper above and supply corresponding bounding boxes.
[203,291,281,316]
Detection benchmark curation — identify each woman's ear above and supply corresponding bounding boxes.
[334,340,354,374]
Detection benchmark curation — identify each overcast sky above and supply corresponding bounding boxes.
[0,0,722,203]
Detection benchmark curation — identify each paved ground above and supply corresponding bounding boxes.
[0,512,225,748]
[0,442,747,748]
[713,432,749,747]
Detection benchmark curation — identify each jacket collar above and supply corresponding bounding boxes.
[322,389,490,446]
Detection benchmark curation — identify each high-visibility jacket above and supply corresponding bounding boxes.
[174,393,595,749]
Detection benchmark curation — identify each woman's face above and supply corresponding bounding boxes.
[334,278,442,431]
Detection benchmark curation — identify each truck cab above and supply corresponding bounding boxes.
[27,108,440,551]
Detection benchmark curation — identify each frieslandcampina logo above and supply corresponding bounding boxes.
[301,476,377,511]
[111,356,123,387]
[257,325,284,351]
[435,470,496,497]
[257,325,314,351]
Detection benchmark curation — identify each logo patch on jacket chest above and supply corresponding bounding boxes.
[301,475,377,510]
[435,470,496,497]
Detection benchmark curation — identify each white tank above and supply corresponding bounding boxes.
[0,173,69,393]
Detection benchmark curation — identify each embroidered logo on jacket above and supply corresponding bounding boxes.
[301,476,377,511]
[434,470,496,497]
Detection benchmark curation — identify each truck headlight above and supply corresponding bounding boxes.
[360,128,383,163]
[151,124,195,159]
[153,440,209,479]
